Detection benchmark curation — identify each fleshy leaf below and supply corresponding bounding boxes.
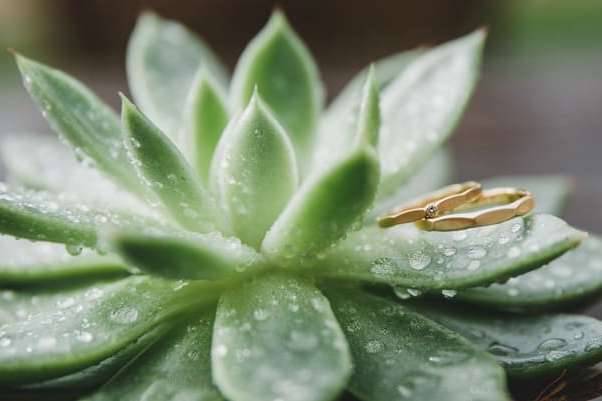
[378,30,485,197]
[324,285,510,401]
[211,92,298,247]
[112,229,267,280]
[0,185,155,247]
[312,66,380,170]
[0,235,128,286]
[15,55,144,195]
[482,175,573,215]
[0,276,223,385]
[127,12,228,136]
[230,10,323,168]
[410,302,602,378]
[83,313,224,401]
[181,70,230,182]
[261,147,380,265]
[458,236,602,311]
[312,214,584,290]
[325,48,424,120]
[212,274,351,401]
[121,97,217,233]
[368,149,453,220]
[0,133,147,213]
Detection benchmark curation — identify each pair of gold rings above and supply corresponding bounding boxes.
[377,181,535,231]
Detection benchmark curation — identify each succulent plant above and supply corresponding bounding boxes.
[1,9,602,401]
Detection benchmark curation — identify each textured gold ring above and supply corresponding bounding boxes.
[415,188,535,232]
[377,181,482,228]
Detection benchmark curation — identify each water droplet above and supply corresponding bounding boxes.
[253,309,269,321]
[109,307,139,324]
[574,331,585,340]
[65,244,83,256]
[57,297,76,309]
[443,247,457,256]
[407,251,431,270]
[0,337,11,347]
[76,331,94,343]
[468,247,487,259]
[545,350,572,362]
[537,338,567,351]
[365,340,384,354]
[511,223,522,233]
[441,289,457,298]
[488,342,518,356]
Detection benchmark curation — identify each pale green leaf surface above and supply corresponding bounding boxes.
[0,185,156,248]
[325,48,424,120]
[230,11,323,169]
[212,274,351,401]
[121,97,217,233]
[15,55,144,195]
[112,230,267,280]
[0,133,147,213]
[324,286,509,401]
[261,148,380,265]
[378,30,484,197]
[482,175,573,215]
[312,67,380,170]
[212,92,298,247]
[368,149,453,220]
[312,214,584,290]
[0,235,128,286]
[0,276,223,385]
[84,313,224,401]
[410,302,602,378]
[458,236,602,311]
[20,323,168,390]
[127,12,228,136]
[181,70,230,182]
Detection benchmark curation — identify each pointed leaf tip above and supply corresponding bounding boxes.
[212,91,298,247]
[121,98,217,233]
[230,9,323,172]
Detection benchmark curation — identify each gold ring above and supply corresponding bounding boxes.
[415,188,535,231]
[377,181,482,228]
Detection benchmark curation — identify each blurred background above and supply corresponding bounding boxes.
[0,1,601,399]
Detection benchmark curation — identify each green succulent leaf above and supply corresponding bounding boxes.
[482,175,573,215]
[378,30,485,197]
[410,302,602,379]
[324,285,510,401]
[0,235,128,286]
[84,313,224,401]
[127,12,228,136]
[121,97,217,233]
[0,185,155,248]
[211,92,298,247]
[212,274,351,401]
[15,55,144,196]
[262,147,380,265]
[313,66,380,170]
[0,133,146,212]
[0,276,222,385]
[458,236,602,311]
[20,323,168,390]
[325,48,424,120]
[230,10,323,168]
[182,70,230,183]
[112,229,267,280]
[313,214,584,290]
[368,149,453,221]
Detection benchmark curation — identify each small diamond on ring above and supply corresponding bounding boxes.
[425,204,438,218]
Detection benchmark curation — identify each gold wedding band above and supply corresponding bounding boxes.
[377,181,482,228]
[415,188,535,231]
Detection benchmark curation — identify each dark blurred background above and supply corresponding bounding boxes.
[0,1,601,399]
